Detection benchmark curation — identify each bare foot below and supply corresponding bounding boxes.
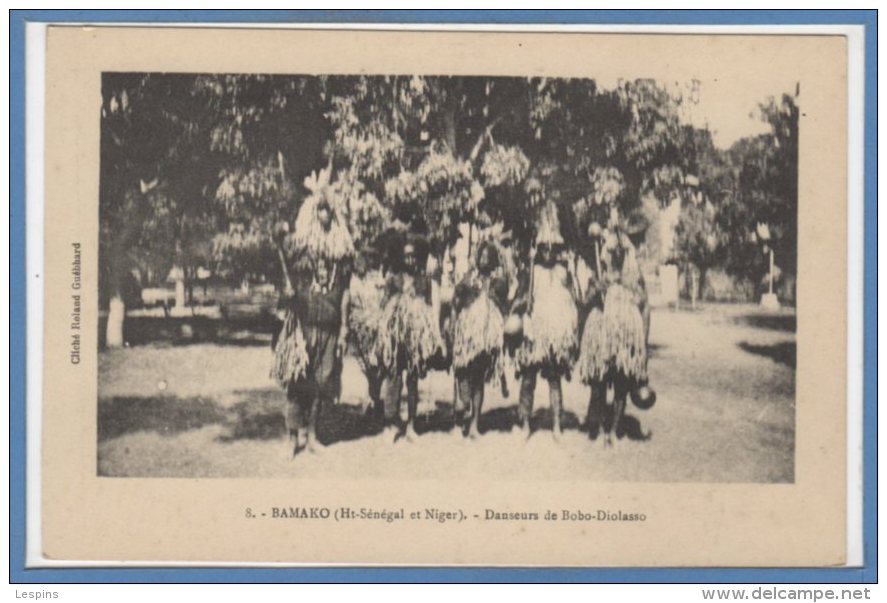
[305,434,325,454]
[383,425,399,444]
[288,440,301,460]
[404,423,418,442]
[467,423,481,440]
[513,423,531,442]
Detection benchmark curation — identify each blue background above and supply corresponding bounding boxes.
[9,9,878,584]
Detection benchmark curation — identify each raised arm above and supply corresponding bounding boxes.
[275,243,295,298]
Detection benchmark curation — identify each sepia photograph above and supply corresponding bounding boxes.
[96,71,798,483]
[35,26,852,567]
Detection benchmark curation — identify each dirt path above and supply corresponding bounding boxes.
[98,304,795,482]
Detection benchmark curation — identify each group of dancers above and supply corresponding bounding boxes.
[272,173,654,457]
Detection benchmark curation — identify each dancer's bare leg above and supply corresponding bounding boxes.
[467,371,485,439]
[548,375,563,441]
[404,372,420,441]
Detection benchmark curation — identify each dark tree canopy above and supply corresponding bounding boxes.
[99,73,798,305]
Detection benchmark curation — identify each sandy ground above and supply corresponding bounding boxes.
[97,303,795,482]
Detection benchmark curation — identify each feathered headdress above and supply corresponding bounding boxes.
[290,167,355,262]
[535,200,565,246]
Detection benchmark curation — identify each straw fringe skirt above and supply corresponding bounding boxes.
[452,292,505,382]
[348,278,385,373]
[514,282,578,374]
[271,311,310,387]
[376,293,444,377]
[578,284,647,383]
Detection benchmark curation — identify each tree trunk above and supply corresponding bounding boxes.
[106,294,126,348]
[443,95,457,154]
[105,177,158,347]
[105,239,132,348]
[698,267,707,304]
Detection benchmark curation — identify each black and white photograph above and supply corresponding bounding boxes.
[96,71,799,483]
[31,22,856,569]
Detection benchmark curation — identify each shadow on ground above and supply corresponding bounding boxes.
[733,313,796,332]
[579,412,652,442]
[98,395,231,442]
[99,315,278,349]
[99,389,658,446]
[99,388,378,446]
[738,341,796,368]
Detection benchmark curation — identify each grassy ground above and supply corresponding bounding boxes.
[97,303,795,482]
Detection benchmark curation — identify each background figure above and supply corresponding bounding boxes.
[451,241,508,438]
[376,235,443,441]
[512,239,579,441]
[347,249,387,431]
[490,231,519,398]
[578,229,649,444]
[606,227,650,340]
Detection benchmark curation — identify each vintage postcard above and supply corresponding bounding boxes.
[38,26,848,566]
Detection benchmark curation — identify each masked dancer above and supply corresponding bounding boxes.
[375,233,444,442]
[512,202,579,441]
[271,169,354,456]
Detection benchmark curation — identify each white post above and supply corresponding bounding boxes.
[761,247,780,310]
[175,273,186,309]
[106,295,125,348]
